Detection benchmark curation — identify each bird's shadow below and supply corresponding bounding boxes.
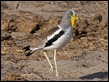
[80,72,108,80]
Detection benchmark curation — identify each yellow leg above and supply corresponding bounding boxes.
[54,50,58,77]
[43,51,53,74]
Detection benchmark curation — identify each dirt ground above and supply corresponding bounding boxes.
[1,1,108,81]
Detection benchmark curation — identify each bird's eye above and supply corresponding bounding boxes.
[68,13,71,17]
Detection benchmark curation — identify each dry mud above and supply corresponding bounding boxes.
[1,1,108,81]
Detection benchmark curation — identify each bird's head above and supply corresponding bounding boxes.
[68,10,78,28]
[60,10,78,29]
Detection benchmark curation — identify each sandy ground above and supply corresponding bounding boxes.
[1,1,108,81]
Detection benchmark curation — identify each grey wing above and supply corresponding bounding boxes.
[46,26,59,39]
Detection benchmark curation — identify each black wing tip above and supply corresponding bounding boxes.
[25,52,32,56]
[23,46,30,51]
[23,46,34,56]
[24,50,33,56]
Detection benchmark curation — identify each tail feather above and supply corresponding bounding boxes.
[23,46,43,56]
[23,46,31,51]
[25,50,33,56]
[23,46,33,56]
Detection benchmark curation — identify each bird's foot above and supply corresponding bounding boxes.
[48,67,54,74]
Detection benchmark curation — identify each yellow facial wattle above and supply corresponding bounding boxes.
[71,15,78,28]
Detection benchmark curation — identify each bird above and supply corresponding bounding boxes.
[23,10,78,77]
